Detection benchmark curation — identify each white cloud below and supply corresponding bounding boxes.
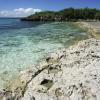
[0,8,42,17]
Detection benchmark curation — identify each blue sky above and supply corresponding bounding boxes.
[0,0,100,17]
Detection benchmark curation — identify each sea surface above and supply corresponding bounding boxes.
[0,18,88,88]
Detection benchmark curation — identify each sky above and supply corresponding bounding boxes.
[0,0,100,17]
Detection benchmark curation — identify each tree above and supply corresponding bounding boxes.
[21,8,100,21]
[95,12,100,20]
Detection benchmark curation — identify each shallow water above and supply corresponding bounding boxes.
[0,18,88,88]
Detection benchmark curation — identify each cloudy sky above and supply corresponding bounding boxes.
[0,0,100,17]
[0,8,41,17]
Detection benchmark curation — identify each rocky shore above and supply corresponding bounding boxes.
[0,38,100,100]
[76,21,100,39]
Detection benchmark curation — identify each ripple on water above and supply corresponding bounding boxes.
[0,21,88,88]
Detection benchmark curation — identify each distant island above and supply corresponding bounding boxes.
[21,8,100,21]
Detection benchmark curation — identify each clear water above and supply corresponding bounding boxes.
[0,18,88,88]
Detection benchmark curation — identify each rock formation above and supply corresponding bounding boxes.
[0,38,100,100]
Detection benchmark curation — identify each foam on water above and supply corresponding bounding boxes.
[0,19,88,88]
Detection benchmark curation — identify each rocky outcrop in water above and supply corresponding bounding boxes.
[0,38,100,100]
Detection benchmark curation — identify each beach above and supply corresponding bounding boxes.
[0,21,100,100]
[76,21,100,39]
[0,38,100,100]
[0,20,88,88]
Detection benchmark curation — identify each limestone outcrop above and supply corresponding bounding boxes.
[0,38,100,100]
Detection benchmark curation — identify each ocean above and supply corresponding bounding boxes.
[0,18,88,88]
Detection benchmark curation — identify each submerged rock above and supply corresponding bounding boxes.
[1,38,100,100]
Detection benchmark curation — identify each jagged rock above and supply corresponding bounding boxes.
[1,38,100,100]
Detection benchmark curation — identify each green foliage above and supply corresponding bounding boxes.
[21,8,100,21]
[95,12,100,20]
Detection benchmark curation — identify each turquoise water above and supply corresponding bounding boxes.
[0,18,88,88]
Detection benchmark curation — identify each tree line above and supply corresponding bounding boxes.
[21,8,100,21]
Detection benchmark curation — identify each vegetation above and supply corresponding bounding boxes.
[21,8,100,21]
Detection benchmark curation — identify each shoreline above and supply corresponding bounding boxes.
[75,21,100,39]
[0,21,100,99]
[0,38,100,100]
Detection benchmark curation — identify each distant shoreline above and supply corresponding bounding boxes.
[75,21,100,39]
[21,8,100,22]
